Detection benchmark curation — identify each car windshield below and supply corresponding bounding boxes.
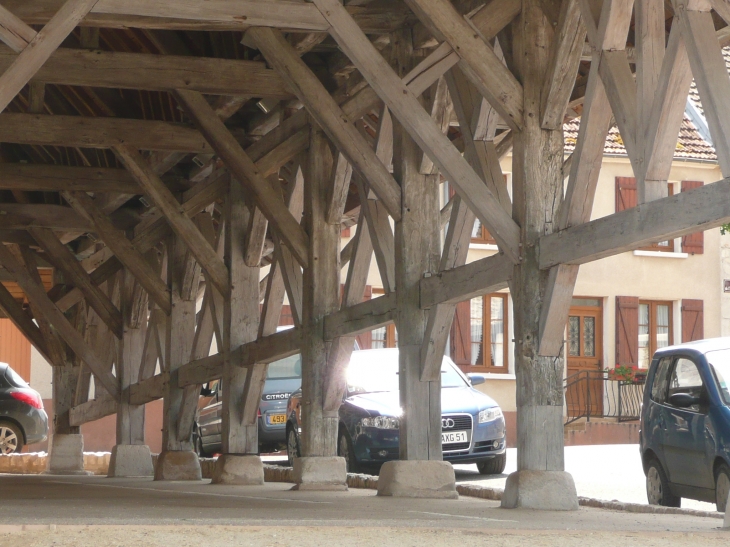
[346,350,467,394]
[4,365,28,388]
[703,349,730,405]
[266,354,301,380]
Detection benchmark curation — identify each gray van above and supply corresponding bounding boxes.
[195,353,302,456]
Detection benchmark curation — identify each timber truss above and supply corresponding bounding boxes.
[0,0,728,470]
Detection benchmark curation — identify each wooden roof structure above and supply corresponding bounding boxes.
[2,0,730,500]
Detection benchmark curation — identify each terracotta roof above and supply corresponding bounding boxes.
[564,48,726,162]
[563,115,717,162]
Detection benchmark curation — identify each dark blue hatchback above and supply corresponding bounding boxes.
[286,348,507,475]
[640,338,730,511]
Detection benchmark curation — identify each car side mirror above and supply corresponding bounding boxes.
[668,392,701,408]
[467,373,486,386]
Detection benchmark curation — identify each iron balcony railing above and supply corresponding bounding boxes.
[563,370,646,426]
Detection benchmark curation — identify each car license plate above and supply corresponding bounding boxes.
[441,431,468,445]
[267,413,286,425]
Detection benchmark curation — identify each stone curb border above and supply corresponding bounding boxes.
[258,464,725,521]
[4,455,724,521]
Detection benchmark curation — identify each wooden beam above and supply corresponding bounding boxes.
[323,291,396,340]
[0,4,35,52]
[539,177,730,268]
[403,0,524,130]
[248,27,402,221]
[640,24,694,202]
[64,191,172,315]
[175,89,310,267]
[0,203,92,232]
[541,0,586,129]
[0,0,98,114]
[177,328,302,387]
[0,113,212,153]
[0,163,141,193]
[312,0,522,263]
[0,281,51,362]
[419,253,512,309]
[5,0,410,33]
[30,227,124,339]
[57,173,228,313]
[0,242,119,397]
[114,144,230,298]
[0,47,293,98]
[677,5,730,176]
[69,393,117,427]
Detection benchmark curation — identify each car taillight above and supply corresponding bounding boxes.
[257,408,262,418]
[10,390,43,410]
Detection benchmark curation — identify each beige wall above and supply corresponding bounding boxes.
[459,156,724,414]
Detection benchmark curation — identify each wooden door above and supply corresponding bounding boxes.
[566,301,603,417]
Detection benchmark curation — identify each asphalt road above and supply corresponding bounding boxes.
[452,444,718,512]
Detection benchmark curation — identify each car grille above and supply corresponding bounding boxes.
[442,414,472,453]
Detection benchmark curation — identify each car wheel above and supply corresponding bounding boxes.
[715,463,730,513]
[286,426,300,467]
[338,429,358,474]
[477,452,506,475]
[193,427,207,458]
[646,458,681,507]
[0,421,22,455]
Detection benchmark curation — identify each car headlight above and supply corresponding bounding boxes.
[478,407,503,423]
[361,416,400,429]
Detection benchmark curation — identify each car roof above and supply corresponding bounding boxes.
[654,336,730,358]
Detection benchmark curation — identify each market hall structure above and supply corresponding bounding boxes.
[0,0,728,509]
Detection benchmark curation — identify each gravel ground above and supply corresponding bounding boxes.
[453,444,718,512]
[0,525,727,547]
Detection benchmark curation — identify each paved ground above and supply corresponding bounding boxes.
[452,444,717,512]
[0,472,727,546]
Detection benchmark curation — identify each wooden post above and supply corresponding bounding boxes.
[501,1,578,511]
[290,123,348,490]
[300,124,340,459]
[109,269,154,477]
[155,236,201,480]
[390,29,442,462]
[211,175,265,485]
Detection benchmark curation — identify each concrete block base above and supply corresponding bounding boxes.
[154,450,201,481]
[291,457,347,491]
[501,470,579,511]
[45,434,91,476]
[210,454,264,485]
[377,460,457,499]
[108,445,154,478]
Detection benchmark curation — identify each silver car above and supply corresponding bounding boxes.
[195,353,302,456]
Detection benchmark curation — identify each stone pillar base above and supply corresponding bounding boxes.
[45,434,91,476]
[108,445,154,478]
[291,457,348,491]
[154,450,201,481]
[501,470,579,511]
[377,460,457,499]
[211,454,264,485]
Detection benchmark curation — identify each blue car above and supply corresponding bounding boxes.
[640,338,730,511]
[286,348,507,474]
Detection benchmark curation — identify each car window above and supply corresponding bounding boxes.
[650,357,672,404]
[704,349,730,405]
[267,354,301,380]
[668,358,704,412]
[4,366,29,388]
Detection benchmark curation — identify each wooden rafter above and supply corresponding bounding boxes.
[312,0,522,264]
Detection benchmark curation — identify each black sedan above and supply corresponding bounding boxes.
[286,349,507,474]
[0,363,48,454]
